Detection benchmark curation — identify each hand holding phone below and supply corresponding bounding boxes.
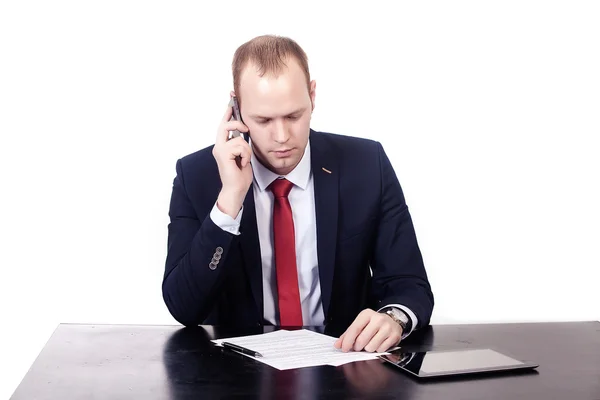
[228,96,250,143]
[212,95,253,219]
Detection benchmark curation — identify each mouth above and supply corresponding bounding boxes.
[272,148,294,158]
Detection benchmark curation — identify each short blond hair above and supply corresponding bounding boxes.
[232,35,310,100]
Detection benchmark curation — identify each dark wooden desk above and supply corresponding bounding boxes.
[11,321,600,399]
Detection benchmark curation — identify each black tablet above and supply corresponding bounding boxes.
[379,348,538,379]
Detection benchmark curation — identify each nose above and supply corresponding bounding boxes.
[273,119,290,144]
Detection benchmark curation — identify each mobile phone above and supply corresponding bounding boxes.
[229,96,249,143]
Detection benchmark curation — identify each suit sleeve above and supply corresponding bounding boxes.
[370,142,434,329]
[162,158,240,326]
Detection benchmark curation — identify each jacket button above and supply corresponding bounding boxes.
[215,247,224,255]
[209,262,218,270]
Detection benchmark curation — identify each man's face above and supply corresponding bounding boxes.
[237,58,316,176]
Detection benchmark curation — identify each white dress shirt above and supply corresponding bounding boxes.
[210,141,418,335]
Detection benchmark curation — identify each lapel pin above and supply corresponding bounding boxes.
[321,167,332,174]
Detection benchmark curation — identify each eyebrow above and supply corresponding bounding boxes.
[249,107,306,120]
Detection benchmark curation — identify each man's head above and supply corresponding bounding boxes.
[232,35,316,176]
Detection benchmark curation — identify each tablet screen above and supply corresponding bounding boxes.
[380,348,538,378]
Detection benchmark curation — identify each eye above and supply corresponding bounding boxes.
[287,115,300,121]
[257,119,271,125]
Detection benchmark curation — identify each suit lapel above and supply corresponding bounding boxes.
[239,185,264,319]
[310,131,339,321]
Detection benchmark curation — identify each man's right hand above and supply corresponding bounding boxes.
[212,99,253,219]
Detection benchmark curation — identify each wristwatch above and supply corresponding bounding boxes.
[381,307,412,333]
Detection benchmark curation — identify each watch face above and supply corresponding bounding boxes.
[388,309,408,326]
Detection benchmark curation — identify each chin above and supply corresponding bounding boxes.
[269,158,297,174]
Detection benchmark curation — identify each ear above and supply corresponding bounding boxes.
[309,80,316,112]
[230,90,236,98]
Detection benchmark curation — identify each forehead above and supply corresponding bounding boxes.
[238,58,309,114]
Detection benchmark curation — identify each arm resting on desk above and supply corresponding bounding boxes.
[370,142,434,330]
[162,158,240,326]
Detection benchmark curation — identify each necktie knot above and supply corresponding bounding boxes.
[269,178,294,198]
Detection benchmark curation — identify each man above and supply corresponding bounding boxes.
[162,35,434,353]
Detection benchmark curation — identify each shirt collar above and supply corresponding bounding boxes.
[251,140,312,192]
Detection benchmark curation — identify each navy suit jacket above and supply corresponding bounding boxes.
[162,129,434,329]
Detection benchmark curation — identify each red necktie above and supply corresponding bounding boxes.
[269,178,303,326]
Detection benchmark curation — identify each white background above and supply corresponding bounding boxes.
[1,1,599,398]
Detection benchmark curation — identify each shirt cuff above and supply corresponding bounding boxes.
[378,304,419,339]
[209,202,243,235]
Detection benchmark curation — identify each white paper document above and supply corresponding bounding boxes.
[212,329,390,370]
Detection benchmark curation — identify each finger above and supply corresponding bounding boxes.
[226,135,250,146]
[240,146,252,167]
[216,95,247,144]
[221,98,234,124]
[216,106,234,146]
[364,324,392,353]
[224,120,249,135]
[229,143,251,163]
[352,321,380,352]
[334,333,345,349]
[341,312,372,352]
[237,145,252,168]
[227,136,251,155]
[217,121,249,146]
[376,333,402,353]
